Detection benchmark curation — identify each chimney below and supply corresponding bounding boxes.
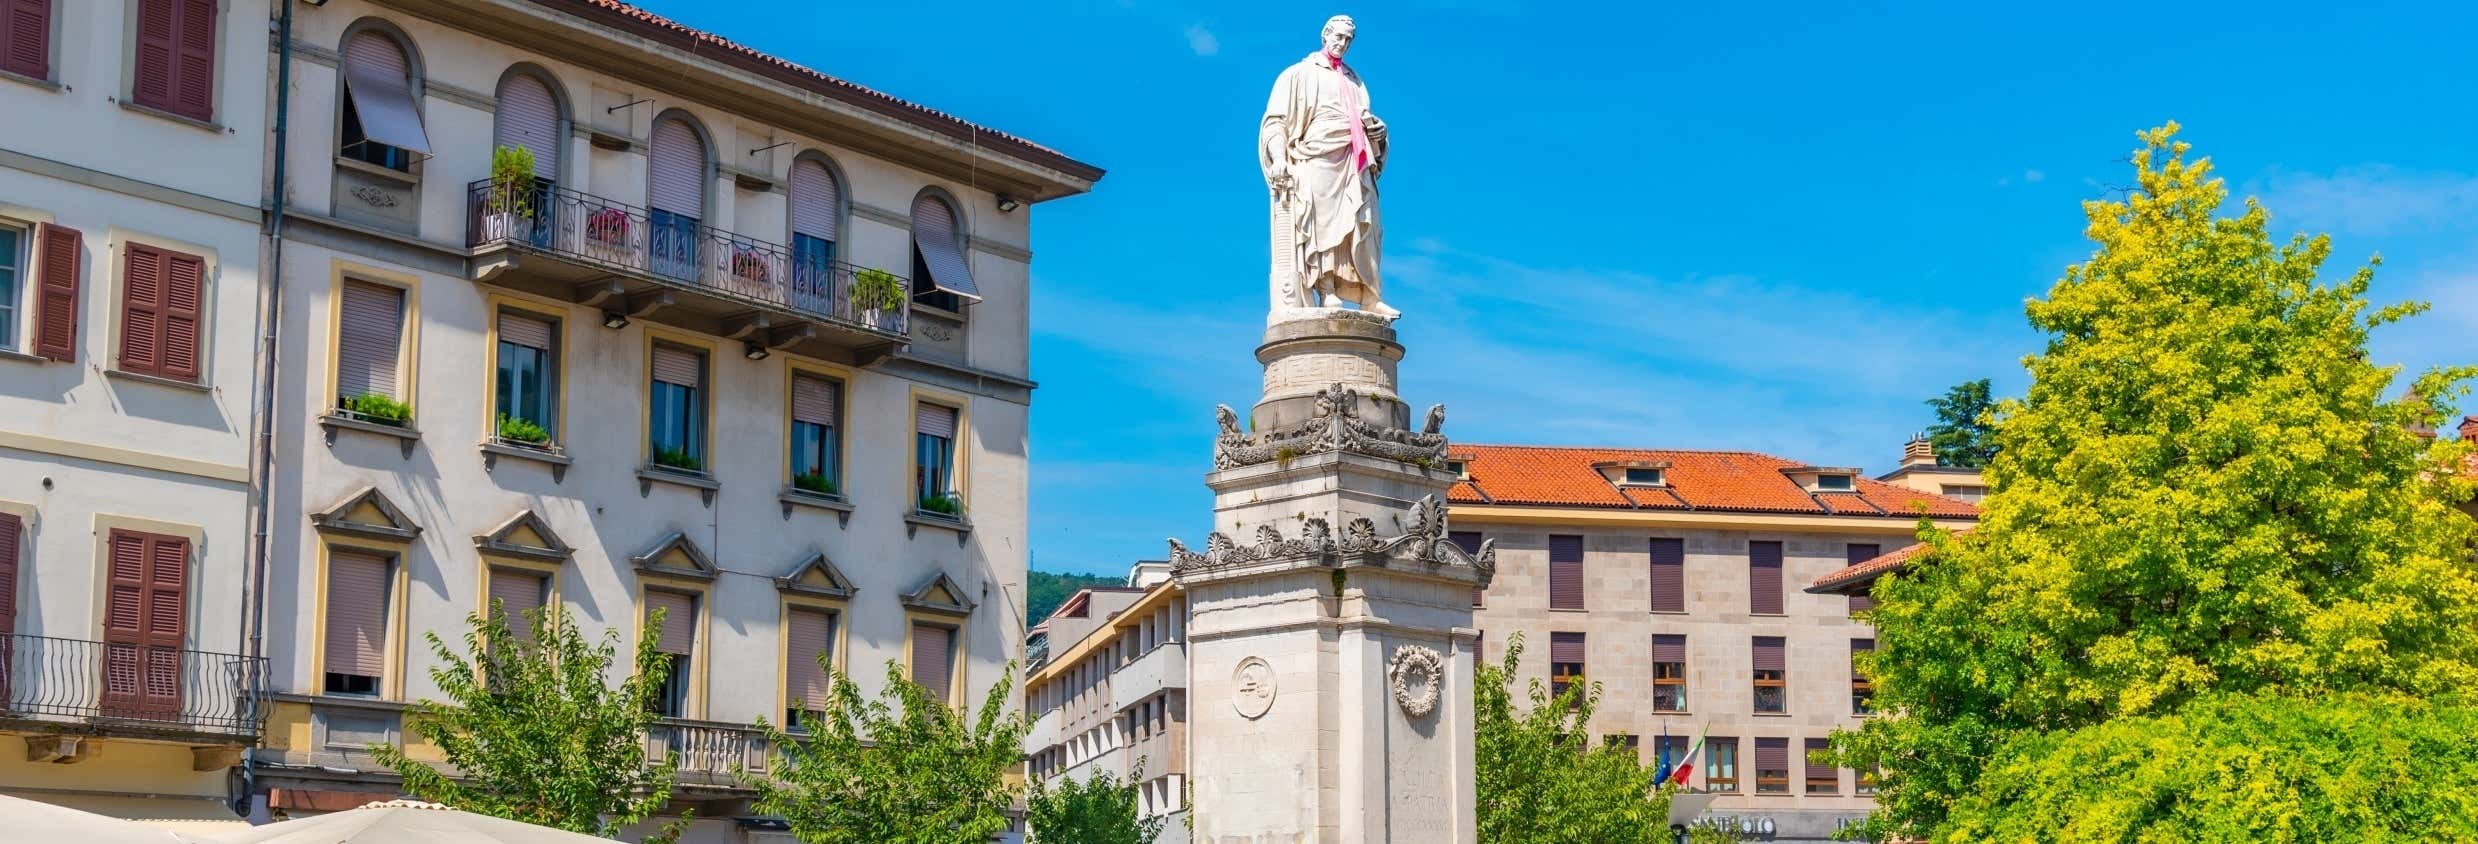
[1899,435,1938,470]
[2460,416,2478,442]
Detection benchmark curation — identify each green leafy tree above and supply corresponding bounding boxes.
[754,661,1027,844]
[372,603,682,839]
[1027,756,1169,844]
[1477,633,1672,844]
[1923,378,1999,468]
[1026,570,1119,623]
[1839,124,2478,842]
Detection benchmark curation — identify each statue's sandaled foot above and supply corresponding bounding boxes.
[1365,300,1401,318]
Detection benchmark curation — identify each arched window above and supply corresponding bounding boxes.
[338,24,429,172]
[908,192,978,312]
[787,153,843,298]
[647,113,710,280]
[493,69,564,183]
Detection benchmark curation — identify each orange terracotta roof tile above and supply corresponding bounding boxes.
[1447,444,1982,520]
[1809,542,1937,594]
[552,0,1102,182]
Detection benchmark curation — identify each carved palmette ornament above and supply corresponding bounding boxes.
[1168,495,1496,588]
[1388,645,1445,718]
[1211,384,1450,471]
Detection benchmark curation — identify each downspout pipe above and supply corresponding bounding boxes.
[238,0,295,815]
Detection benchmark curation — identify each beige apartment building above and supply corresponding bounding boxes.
[1452,442,1978,842]
[0,0,274,832]
[242,1,1097,840]
[1023,563,1189,842]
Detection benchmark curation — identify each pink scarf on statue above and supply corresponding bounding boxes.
[1326,53,1371,171]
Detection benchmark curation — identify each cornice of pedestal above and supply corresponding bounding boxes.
[1168,494,1496,589]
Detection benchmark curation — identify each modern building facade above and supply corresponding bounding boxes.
[241,1,1097,840]
[1450,442,1977,841]
[1023,564,1189,841]
[0,0,274,833]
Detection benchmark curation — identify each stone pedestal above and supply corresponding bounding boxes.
[1174,314,1492,844]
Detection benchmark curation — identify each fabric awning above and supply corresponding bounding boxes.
[909,196,981,301]
[4,792,243,841]
[341,34,432,156]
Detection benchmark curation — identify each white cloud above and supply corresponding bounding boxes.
[1184,22,1220,56]
[2023,169,2046,183]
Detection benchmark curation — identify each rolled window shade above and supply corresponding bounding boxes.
[323,552,391,677]
[1548,534,1584,610]
[910,623,954,698]
[494,73,560,179]
[1848,593,1876,613]
[1805,738,1836,780]
[498,311,553,351]
[341,31,431,155]
[651,345,701,389]
[909,195,980,300]
[488,568,544,635]
[787,608,834,709]
[1749,541,1784,615]
[1648,537,1685,613]
[1753,636,1785,672]
[1755,737,1788,769]
[648,117,705,217]
[1549,631,1585,664]
[646,590,695,656]
[789,158,840,242]
[1652,634,1685,663]
[916,403,957,439]
[791,375,838,426]
[335,280,405,402]
[1845,543,1881,565]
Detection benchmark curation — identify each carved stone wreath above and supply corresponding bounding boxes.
[1388,645,1445,719]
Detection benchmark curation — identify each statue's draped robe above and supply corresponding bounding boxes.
[1263,52,1384,311]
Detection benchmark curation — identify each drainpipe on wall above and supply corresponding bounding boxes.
[236,0,296,816]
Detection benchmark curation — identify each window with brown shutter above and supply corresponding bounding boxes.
[645,590,696,717]
[910,622,955,703]
[102,530,186,721]
[31,223,80,362]
[1449,531,1483,606]
[1548,631,1585,705]
[322,550,391,696]
[0,513,16,701]
[1748,540,1784,615]
[1805,738,1838,794]
[1,0,49,82]
[785,607,835,725]
[1752,635,1786,714]
[1651,634,1686,712]
[1648,537,1684,613]
[1548,534,1583,610]
[1846,543,1880,615]
[486,567,546,641]
[1754,737,1789,793]
[118,243,204,381]
[132,0,217,122]
[334,280,405,408]
[1851,638,1876,714]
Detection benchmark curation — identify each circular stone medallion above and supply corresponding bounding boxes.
[1231,656,1277,719]
[1389,645,1445,718]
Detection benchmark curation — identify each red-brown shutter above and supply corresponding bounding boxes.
[120,245,163,375]
[1805,738,1836,782]
[1548,534,1583,610]
[1753,636,1785,672]
[103,531,147,713]
[160,251,203,381]
[1749,541,1784,615]
[132,0,176,113]
[32,222,80,362]
[1845,543,1881,614]
[104,530,185,719]
[1755,737,1788,770]
[1548,631,1585,664]
[0,513,17,700]
[1,0,48,81]
[1652,634,1685,663]
[1648,537,1685,613]
[910,623,953,700]
[323,551,390,678]
[171,0,215,121]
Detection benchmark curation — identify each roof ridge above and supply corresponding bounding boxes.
[1457,443,1778,458]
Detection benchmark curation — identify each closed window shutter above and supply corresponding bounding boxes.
[1749,541,1784,615]
[104,531,186,716]
[1805,738,1835,781]
[160,251,203,381]
[916,403,957,439]
[1753,636,1785,672]
[909,623,953,699]
[0,512,19,636]
[1,0,49,80]
[170,0,213,121]
[487,568,544,639]
[498,311,553,351]
[1548,534,1583,610]
[1845,543,1880,613]
[1652,634,1685,663]
[1648,537,1685,613]
[335,280,404,402]
[787,608,834,710]
[132,0,177,113]
[650,345,700,389]
[648,118,705,218]
[1548,631,1585,664]
[323,551,390,678]
[646,591,695,656]
[340,31,430,155]
[791,374,837,426]
[494,73,560,179]
[119,245,164,375]
[1755,737,1788,770]
[789,158,839,242]
[908,195,980,300]
[1848,592,1875,613]
[32,222,80,362]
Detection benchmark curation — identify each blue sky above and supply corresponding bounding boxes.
[632,2,2478,575]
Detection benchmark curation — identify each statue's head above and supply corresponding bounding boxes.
[1321,15,1356,59]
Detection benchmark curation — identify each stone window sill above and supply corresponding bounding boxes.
[0,348,47,364]
[482,439,570,481]
[106,368,212,393]
[118,99,224,134]
[1750,711,1792,718]
[905,510,972,543]
[0,69,58,92]
[638,465,718,506]
[780,488,854,526]
[319,413,420,458]
[334,155,419,187]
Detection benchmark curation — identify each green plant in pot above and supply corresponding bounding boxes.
[853,268,906,320]
[485,145,537,240]
[344,393,412,427]
[496,414,551,446]
[652,446,701,472]
[918,493,963,517]
[793,472,837,496]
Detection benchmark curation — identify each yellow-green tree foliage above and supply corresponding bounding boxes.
[1476,633,1673,843]
[1840,124,2478,842]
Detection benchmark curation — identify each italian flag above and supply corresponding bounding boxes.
[1667,726,1711,786]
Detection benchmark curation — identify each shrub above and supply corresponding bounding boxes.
[344,393,411,426]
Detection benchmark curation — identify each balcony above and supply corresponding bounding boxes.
[645,717,770,790]
[466,180,911,362]
[1110,643,1186,712]
[0,634,265,746]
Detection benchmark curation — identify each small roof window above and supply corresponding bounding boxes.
[1815,473,1855,492]
[1621,467,1665,486]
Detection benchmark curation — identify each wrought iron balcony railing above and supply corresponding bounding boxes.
[466,179,911,338]
[0,633,266,738]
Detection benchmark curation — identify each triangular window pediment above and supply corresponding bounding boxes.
[901,571,975,617]
[633,531,718,581]
[312,487,421,541]
[473,510,571,562]
[777,551,856,598]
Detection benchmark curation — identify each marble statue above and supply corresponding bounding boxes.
[1262,15,1393,319]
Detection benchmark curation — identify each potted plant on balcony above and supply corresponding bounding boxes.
[343,393,413,428]
[496,413,552,448]
[730,246,771,285]
[853,267,905,327]
[587,207,631,249]
[917,492,964,519]
[652,446,703,473]
[482,145,537,242]
[792,471,837,497]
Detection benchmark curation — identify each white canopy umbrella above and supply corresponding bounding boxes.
[0,793,217,843]
[211,800,616,844]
